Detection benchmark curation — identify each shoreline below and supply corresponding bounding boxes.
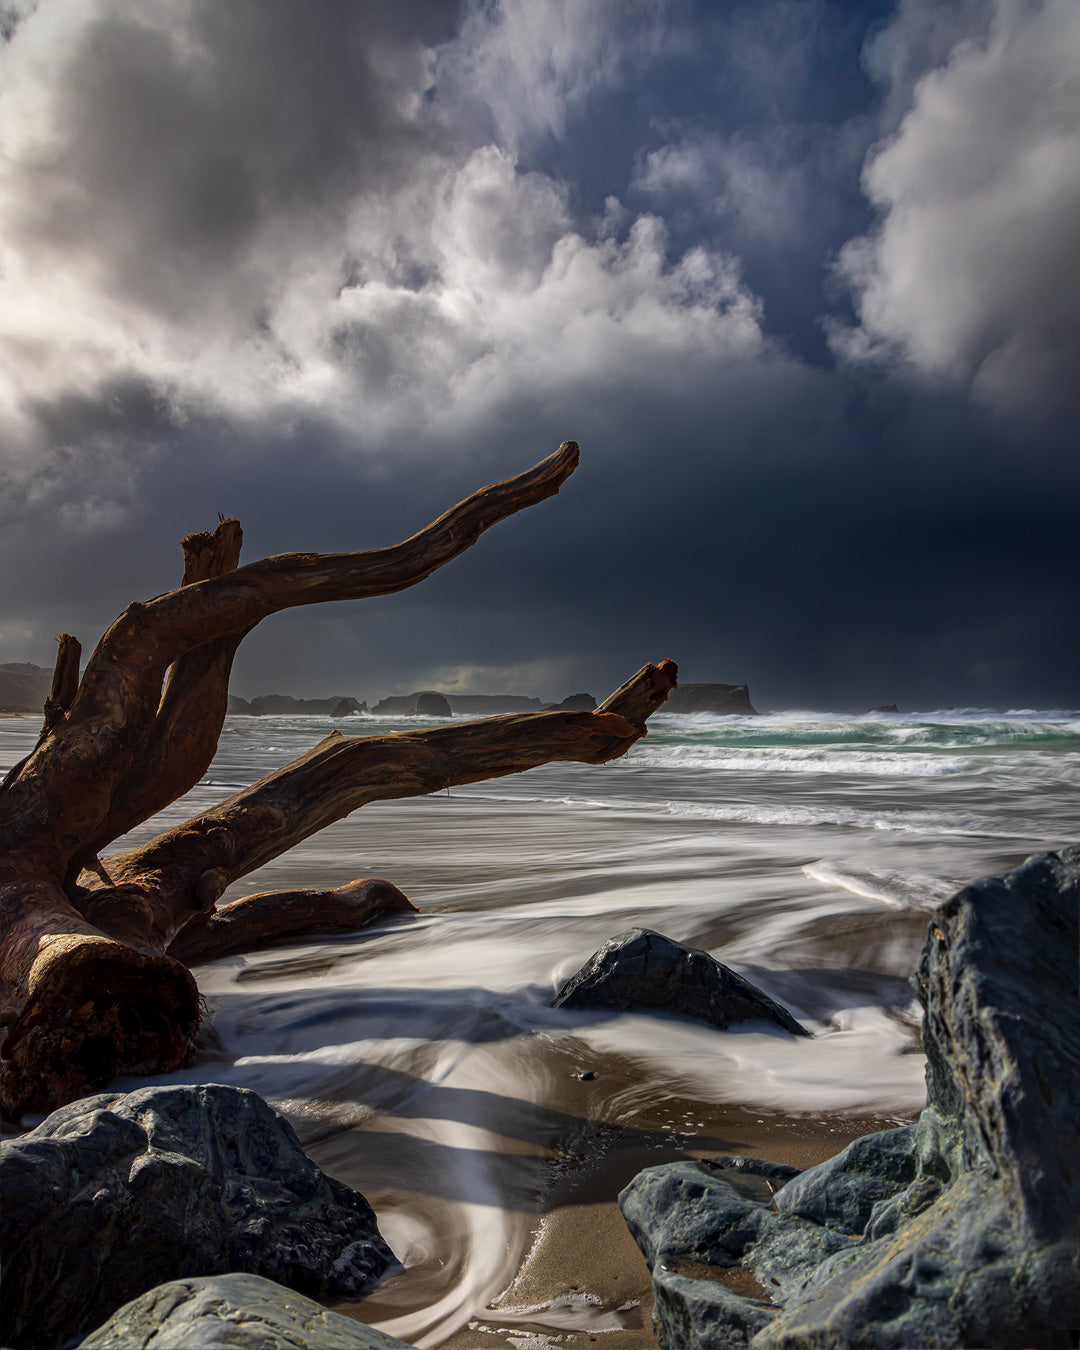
[315,1040,918,1348]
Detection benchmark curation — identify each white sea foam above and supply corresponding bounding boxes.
[626,743,978,776]
[802,862,954,910]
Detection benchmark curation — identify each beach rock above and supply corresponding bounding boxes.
[0,1083,398,1350]
[415,690,452,716]
[663,683,758,715]
[619,846,1080,1348]
[79,1273,415,1349]
[553,928,809,1037]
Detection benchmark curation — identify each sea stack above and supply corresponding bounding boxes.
[662,683,758,715]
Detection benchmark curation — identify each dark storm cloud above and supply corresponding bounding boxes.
[7,0,455,317]
[0,0,1076,709]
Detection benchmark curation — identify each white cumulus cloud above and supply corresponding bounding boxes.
[834,0,1080,414]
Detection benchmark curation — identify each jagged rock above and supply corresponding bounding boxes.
[0,1084,398,1350]
[415,690,452,716]
[79,1273,415,1349]
[553,928,809,1037]
[663,683,758,715]
[619,847,1080,1349]
[867,704,899,714]
[545,692,597,711]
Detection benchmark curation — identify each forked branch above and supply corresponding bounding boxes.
[0,443,580,882]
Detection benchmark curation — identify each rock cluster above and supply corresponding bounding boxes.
[0,1084,399,1350]
[619,847,1080,1348]
[554,928,809,1037]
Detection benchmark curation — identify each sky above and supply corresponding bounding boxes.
[0,0,1077,711]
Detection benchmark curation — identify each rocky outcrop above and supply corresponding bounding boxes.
[0,1084,398,1350]
[545,692,597,711]
[415,690,453,716]
[80,1273,415,1349]
[619,847,1080,1348]
[553,928,809,1037]
[867,704,899,714]
[370,694,419,715]
[231,694,365,716]
[663,683,758,715]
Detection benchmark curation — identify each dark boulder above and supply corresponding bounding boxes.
[79,1273,415,1349]
[553,928,809,1037]
[619,847,1080,1348]
[0,1084,399,1350]
[663,684,758,715]
[415,690,453,717]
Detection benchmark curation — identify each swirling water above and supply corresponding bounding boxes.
[3,707,1077,1346]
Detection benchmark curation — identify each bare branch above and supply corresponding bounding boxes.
[166,878,415,965]
[84,660,677,952]
[0,443,579,876]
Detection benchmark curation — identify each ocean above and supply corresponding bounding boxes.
[2,706,1077,1347]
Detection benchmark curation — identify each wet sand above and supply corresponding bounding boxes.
[327,1040,918,1349]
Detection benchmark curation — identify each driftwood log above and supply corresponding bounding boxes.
[0,443,677,1115]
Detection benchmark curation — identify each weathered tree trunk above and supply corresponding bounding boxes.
[0,443,677,1116]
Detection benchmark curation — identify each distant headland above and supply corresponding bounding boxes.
[0,663,759,718]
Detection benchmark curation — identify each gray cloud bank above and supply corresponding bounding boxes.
[0,0,1076,710]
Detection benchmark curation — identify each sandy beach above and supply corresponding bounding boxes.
[348,1057,914,1349]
